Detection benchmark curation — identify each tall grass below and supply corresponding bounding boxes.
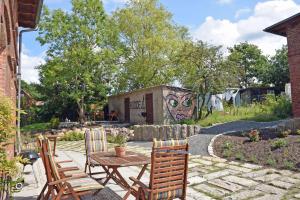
[199,94,291,127]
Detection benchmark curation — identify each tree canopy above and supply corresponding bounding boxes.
[112,0,188,92]
[37,0,119,123]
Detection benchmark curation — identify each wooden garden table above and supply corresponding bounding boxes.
[90,151,150,200]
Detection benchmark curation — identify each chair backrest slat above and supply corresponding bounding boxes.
[85,128,107,155]
[149,139,189,200]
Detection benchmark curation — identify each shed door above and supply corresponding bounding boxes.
[124,98,130,122]
[145,93,154,124]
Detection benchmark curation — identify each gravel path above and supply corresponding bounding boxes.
[128,120,283,156]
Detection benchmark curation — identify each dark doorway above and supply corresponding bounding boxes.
[124,98,130,122]
[145,93,154,124]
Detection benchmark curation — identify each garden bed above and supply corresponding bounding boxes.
[213,130,300,171]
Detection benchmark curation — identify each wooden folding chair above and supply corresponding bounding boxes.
[130,139,189,200]
[36,135,84,200]
[42,138,104,200]
[84,128,108,177]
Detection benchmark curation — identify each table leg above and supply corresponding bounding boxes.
[123,164,148,200]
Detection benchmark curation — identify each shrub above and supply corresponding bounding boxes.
[49,117,60,129]
[235,152,245,161]
[266,158,276,166]
[60,131,84,141]
[264,94,292,119]
[296,129,300,135]
[271,139,288,149]
[222,149,232,158]
[247,129,260,142]
[178,119,195,125]
[222,141,233,150]
[279,129,291,138]
[283,160,295,170]
[249,155,258,163]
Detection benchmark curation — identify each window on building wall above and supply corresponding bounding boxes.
[4,6,11,45]
[0,15,6,52]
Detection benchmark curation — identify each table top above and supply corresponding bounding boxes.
[90,151,151,167]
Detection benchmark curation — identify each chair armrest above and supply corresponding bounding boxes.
[56,160,73,163]
[129,177,150,191]
[48,174,88,185]
[57,167,79,172]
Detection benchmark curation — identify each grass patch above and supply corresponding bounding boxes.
[21,122,50,132]
[195,94,291,127]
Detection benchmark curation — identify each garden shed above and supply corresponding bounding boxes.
[108,85,196,124]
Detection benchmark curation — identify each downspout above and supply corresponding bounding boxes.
[16,0,43,153]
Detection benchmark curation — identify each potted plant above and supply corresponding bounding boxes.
[112,134,127,157]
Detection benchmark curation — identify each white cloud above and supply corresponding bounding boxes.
[193,0,300,55]
[235,8,251,19]
[217,0,234,5]
[21,48,45,83]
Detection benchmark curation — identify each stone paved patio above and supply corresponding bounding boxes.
[14,140,300,200]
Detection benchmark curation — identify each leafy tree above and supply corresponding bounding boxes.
[259,45,289,91]
[228,42,269,88]
[37,0,119,123]
[112,0,188,92]
[177,41,231,119]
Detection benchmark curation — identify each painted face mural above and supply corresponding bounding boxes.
[165,92,196,121]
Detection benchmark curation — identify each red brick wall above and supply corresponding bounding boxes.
[287,22,300,117]
[0,0,19,158]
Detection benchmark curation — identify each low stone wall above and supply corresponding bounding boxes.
[132,125,201,141]
[277,118,300,133]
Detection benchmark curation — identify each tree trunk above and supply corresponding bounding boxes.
[204,93,212,118]
[77,99,86,124]
[198,94,206,119]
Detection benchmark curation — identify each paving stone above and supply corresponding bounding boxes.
[255,184,286,195]
[227,165,252,173]
[214,163,228,168]
[188,176,207,185]
[192,158,213,165]
[280,177,300,184]
[189,162,202,168]
[201,165,221,172]
[293,173,300,179]
[208,178,243,192]
[252,194,283,200]
[277,170,293,176]
[295,193,300,198]
[194,183,230,198]
[223,190,262,200]
[254,173,282,182]
[228,161,241,166]
[188,171,200,178]
[203,170,232,180]
[242,169,276,178]
[222,175,259,187]
[241,163,262,170]
[269,180,294,189]
[187,188,214,200]
[201,156,227,163]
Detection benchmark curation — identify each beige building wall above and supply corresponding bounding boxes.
[108,86,164,124]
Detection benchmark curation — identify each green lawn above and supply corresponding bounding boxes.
[21,122,50,132]
[198,107,282,127]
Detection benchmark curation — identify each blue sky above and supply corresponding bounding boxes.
[21,0,300,82]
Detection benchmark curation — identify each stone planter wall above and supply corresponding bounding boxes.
[132,125,201,141]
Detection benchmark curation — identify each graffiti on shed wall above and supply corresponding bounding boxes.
[164,91,196,121]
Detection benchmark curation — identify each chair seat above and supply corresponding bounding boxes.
[63,169,85,177]
[145,189,183,200]
[67,177,104,192]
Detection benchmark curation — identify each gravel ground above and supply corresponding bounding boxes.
[128,120,283,156]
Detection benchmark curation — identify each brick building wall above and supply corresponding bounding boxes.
[0,0,18,102]
[287,22,300,117]
[0,0,19,158]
